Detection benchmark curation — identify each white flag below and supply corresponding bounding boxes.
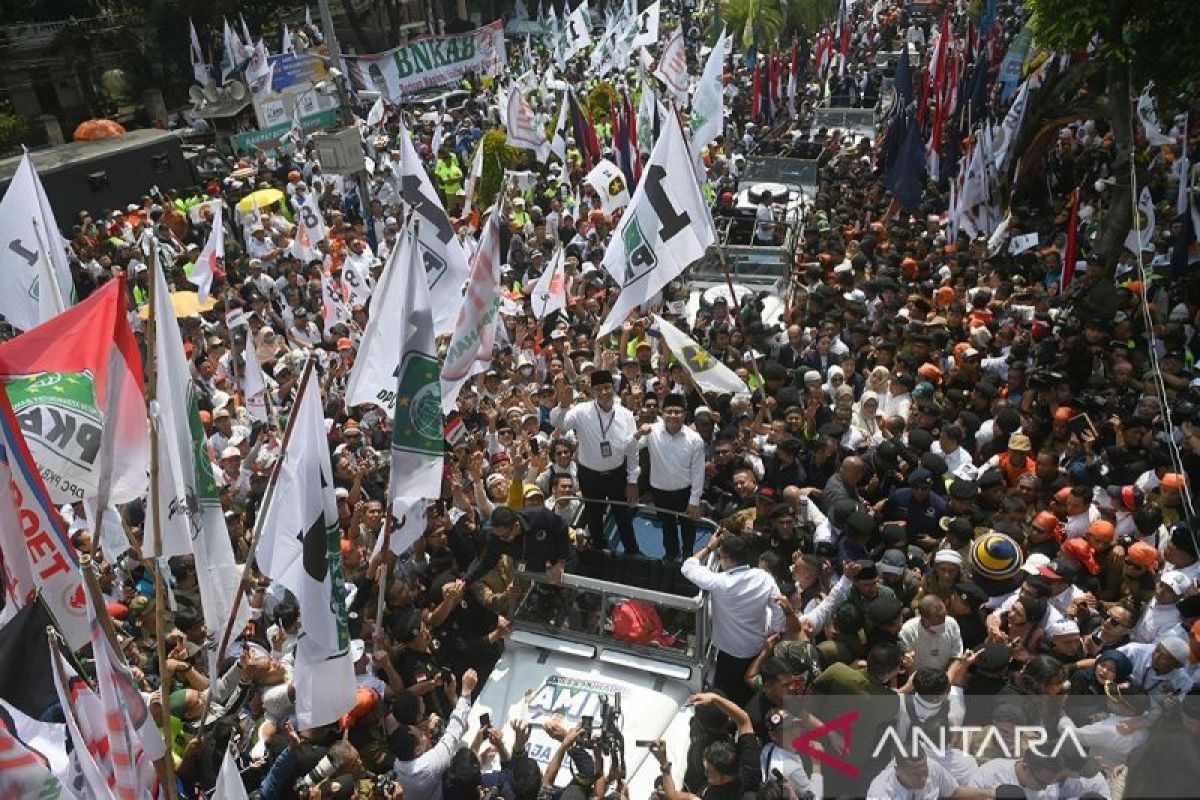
[242,328,269,423]
[366,96,386,129]
[550,90,570,162]
[190,19,209,85]
[221,19,243,83]
[689,28,728,152]
[281,23,295,55]
[146,260,249,662]
[654,28,689,104]
[631,0,661,48]
[256,366,357,730]
[291,195,327,262]
[654,315,748,395]
[215,747,250,800]
[441,213,502,413]
[245,39,274,96]
[387,229,444,499]
[462,139,486,219]
[373,497,429,558]
[1007,232,1039,255]
[321,274,352,333]
[49,652,115,800]
[598,114,716,336]
[188,201,222,304]
[346,226,414,415]
[0,153,74,331]
[1125,186,1157,252]
[506,87,551,162]
[584,159,631,213]
[1137,84,1174,146]
[564,2,592,56]
[531,248,568,319]
[84,575,166,798]
[398,122,470,336]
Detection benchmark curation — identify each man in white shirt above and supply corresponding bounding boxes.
[972,751,1061,799]
[932,425,978,481]
[754,189,777,244]
[866,752,960,800]
[1119,637,1196,707]
[681,531,782,705]
[760,709,821,798]
[550,369,641,553]
[1132,569,1188,643]
[899,595,963,672]
[392,668,478,800]
[636,394,705,560]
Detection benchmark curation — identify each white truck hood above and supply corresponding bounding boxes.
[467,635,699,798]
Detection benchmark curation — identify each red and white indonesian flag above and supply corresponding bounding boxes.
[0,276,148,508]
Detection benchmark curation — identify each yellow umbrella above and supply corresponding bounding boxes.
[137,290,218,320]
[236,188,285,213]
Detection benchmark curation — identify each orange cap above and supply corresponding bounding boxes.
[337,337,354,351]
[1062,538,1100,575]
[1053,407,1074,422]
[1033,511,1059,532]
[1087,519,1116,542]
[1127,541,1160,572]
[1055,487,1072,502]
[918,364,943,383]
[1163,473,1186,490]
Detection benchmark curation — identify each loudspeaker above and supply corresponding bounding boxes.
[150,153,171,173]
[86,171,109,191]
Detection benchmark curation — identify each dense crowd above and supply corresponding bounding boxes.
[9,0,1200,799]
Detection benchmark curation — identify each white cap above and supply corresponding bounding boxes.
[1044,618,1080,637]
[220,446,241,460]
[211,390,232,411]
[933,549,963,567]
[1158,635,1190,665]
[1021,553,1052,575]
[350,639,366,662]
[1160,570,1192,597]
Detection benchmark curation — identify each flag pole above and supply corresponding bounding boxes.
[146,232,181,800]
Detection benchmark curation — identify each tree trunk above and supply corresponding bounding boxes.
[1097,0,1134,270]
[338,0,375,52]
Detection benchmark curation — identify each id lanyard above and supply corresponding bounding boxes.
[596,404,616,458]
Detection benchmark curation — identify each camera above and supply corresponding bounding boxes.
[1028,368,1066,389]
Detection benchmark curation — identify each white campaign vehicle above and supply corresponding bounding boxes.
[468,513,717,798]
[685,156,815,329]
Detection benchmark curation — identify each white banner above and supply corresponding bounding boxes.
[343,21,506,101]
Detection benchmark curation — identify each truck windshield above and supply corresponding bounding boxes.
[511,570,705,662]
